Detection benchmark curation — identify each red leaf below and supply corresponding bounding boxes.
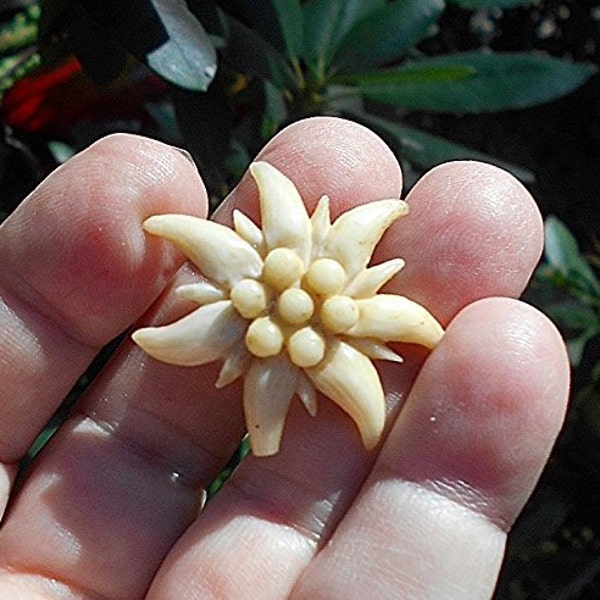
[1,56,168,136]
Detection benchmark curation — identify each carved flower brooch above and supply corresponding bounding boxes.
[133,162,444,456]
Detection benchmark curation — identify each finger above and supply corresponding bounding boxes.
[0,134,206,465]
[0,117,405,600]
[291,298,569,599]
[396,160,544,322]
[147,142,546,596]
[0,135,206,595]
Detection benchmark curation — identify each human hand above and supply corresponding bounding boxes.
[0,117,569,599]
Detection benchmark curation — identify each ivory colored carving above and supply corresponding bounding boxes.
[133,162,444,456]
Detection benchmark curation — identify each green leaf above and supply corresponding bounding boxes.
[145,0,217,91]
[345,51,596,112]
[47,140,76,164]
[270,0,303,63]
[544,216,600,294]
[566,334,593,367]
[261,80,288,139]
[301,0,383,78]
[331,0,445,73]
[215,1,302,66]
[544,216,582,274]
[449,0,534,8]
[351,112,535,182]
[544,302,599,334]
[218,11,296,89]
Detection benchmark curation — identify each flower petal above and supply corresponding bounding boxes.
[250,161,311,264]
[216,340,251,388]
[176,281,226,304]
[143,215,263,289]
[310,195,331,259]
[296,371,318,417]
[243,355,299,456]
[346,337,404,364]
[306,340,385,450]
[233,209,266,256]
[132,300,246,366]
[347,294,444,349]
[343,258,405,299]
[322,199,409,281]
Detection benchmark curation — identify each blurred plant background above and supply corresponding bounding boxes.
[1,0,599,597]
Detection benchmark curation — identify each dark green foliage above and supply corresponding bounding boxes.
[339,52,596,113]
[504,218,600,599]
[39,0,217,90]
[531,217,600,367]
[3,0,595,195]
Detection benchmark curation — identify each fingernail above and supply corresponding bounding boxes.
[172,146,198,170]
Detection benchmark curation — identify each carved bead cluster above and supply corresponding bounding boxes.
[237,251,366,369]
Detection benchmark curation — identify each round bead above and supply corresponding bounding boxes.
[320,295,359,333]
[305,258,346,296]
[230,279,268,319]
[262,248,304,291]
[277,288,314,325]
[245,317,284,357]
[287,327,326,367]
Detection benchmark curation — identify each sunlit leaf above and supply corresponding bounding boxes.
[75,0,217,91]
[145,0,217,91]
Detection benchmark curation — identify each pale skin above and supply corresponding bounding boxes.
[0,117,569,599]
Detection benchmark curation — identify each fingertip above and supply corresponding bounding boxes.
[380,297,570,529]
[215,116,403,224]
[397,161,544,321]
[0,133,209,346]
[411,160,544,260]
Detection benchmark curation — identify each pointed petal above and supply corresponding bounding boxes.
[250,162,311,264]
[347,337,404,364]
[322,199,409,280]
[344,258,405,298]
[243,355,299,456]
[216,340,251,388]
[310,195,331,259]
[144,215,263,289]
[233,209,266,256]
[306,340,385,450]
[348,295,444,349]
[296,371,318,417]
[132,300,246,366]
[176,281,226,304]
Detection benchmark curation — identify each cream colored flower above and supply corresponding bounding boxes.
[133,162,443,456]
